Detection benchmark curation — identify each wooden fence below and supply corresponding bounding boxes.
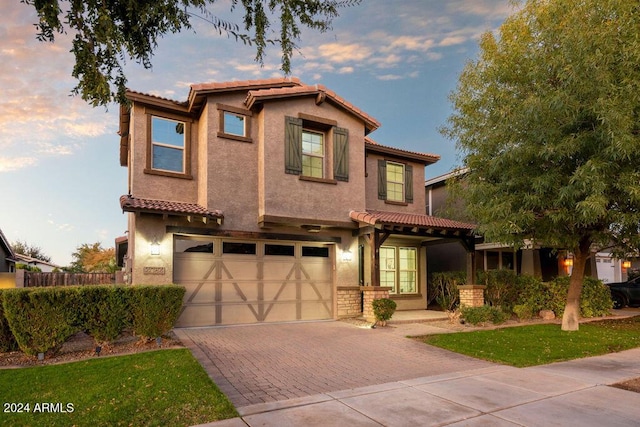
[22,272,117,287]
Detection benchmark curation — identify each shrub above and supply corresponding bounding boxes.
[579,277,613,317]
[461,305,509,326]
[0,290,18,352]
[547,276,613,318]
[130,285,185,340]
[3,287,82,356]
[372,298,397,324]
[515,275,551,313]
[513,304,534,321]
[78,286,131,345]
[432,271,465,311]
[477,269,519,311]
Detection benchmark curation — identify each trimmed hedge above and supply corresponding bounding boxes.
[131,285,185,339]
[3,287,82,356]
[78,285,131,345]
[0,285,185,356]
[0,290,18,352]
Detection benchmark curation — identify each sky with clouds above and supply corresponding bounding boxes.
[0,0,514,266]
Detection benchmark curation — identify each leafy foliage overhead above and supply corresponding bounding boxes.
[22,0,361,107]
[442,0,640,258]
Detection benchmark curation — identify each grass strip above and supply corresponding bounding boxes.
[0,348,238,426]
[421,316,640,367]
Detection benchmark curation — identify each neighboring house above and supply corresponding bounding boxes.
[12,253,60,273]
[425,170,609,282]
[0,227,15,272]
[117,77,476,327]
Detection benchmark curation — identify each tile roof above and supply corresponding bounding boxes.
[364,139,440,164]
[120,195,223,221]
[350,210,475,231]
[190,77,301,93]
[245,84,381,133]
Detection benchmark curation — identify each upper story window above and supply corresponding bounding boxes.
[386,161,405,202]
[217,104,252,143]
[377,159,413,204]
[151,116,185,173]
[284,115,349,183]
[145,112,192,179]
[302,130,324,178]
[223,112,246,136]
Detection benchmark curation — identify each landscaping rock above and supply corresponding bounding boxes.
[539,309,556,320]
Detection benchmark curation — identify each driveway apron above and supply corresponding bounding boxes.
[175,321,494,408]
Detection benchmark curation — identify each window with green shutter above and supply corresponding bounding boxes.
[284,115,349,182]
[378,160,413,203]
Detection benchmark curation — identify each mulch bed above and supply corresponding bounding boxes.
[0,330,183,368]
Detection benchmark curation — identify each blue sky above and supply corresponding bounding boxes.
[0,0,513,266]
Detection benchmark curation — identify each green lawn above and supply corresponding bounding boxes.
[0,349,238,427]
[421,316,640,367]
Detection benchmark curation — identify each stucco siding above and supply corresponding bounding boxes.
[365,153,426,214]
[259,98,367,224]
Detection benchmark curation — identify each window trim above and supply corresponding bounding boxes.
[380,245,419,295]
[284,115,349,183]
[378,159,413,204]
[144,112,193,179]
[385,161,405,203]
[301,129,325,179]
[217,103,253,143]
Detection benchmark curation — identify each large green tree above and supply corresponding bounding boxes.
[442,0,640,331]
[22,0,361,107]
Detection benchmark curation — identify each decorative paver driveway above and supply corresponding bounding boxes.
[175,321,495,408]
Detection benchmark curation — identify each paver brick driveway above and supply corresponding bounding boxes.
[175,321,494,408]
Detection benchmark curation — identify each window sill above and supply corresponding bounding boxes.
[389,293,423,300]
[385,200,409,206]
[217,132,252,143]
[144,168,193,180]
[299,176,338,185]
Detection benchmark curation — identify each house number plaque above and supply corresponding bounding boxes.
[143,267,165,275]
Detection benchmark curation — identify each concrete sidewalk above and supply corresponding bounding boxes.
[195,345,640,427]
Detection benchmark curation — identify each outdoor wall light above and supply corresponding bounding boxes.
[563,258,573,267]
[150,236,160,256]
[623,261,632,269]
[341,250,353,262]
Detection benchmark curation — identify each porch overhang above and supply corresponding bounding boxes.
[349,210,476,239]
[120,195,224,225]
[350,210,478,287]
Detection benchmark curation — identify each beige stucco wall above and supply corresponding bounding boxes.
[365,153,426,214]
[129,104,199,203]
[259,98,367,224]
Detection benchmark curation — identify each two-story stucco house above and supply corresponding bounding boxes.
[118,77,476,327]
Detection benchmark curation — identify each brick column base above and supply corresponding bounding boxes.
[360,286,391,322]
[458,285,486,307]
[337,286,362,318]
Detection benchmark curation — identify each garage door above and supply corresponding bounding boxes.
[173,237,333,326]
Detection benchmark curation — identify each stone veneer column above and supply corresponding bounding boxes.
[337,286,362,318]
[360,286,391,322]
[458,285,486,307]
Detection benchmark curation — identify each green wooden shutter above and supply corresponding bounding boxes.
[284,116,302,175]
[404,164,413,203]
[333,127,349,181]
[378,160,387,200]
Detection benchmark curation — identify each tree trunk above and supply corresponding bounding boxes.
[561,237,592,331]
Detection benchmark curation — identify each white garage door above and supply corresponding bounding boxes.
[173,237,333,326]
